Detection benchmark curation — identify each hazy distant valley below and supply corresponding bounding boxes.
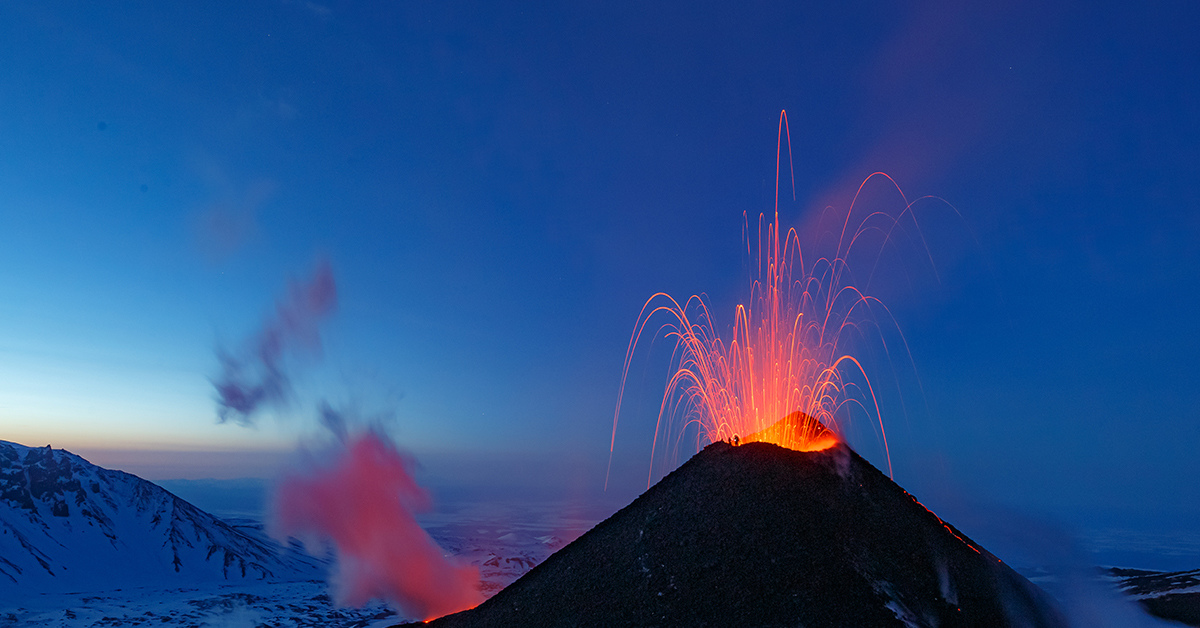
[3,441,1198,627]
[0,441,599,626]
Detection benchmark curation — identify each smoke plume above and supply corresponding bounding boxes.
[270,431,482,620]
[213,260,337,424]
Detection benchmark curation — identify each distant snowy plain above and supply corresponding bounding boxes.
[4,502,596,627]
[4,442,1195,627]
[0,441,604,627]
[3,508,588,627]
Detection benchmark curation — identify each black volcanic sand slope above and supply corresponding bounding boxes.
[426,441,1065,628]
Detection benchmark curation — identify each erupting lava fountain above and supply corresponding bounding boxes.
[611,111,935,485]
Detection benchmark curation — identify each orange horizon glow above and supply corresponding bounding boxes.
[611,111,934,486]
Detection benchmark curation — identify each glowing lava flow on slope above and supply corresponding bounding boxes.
[611,111,932,485]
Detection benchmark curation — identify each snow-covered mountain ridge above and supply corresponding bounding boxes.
[0,440,322,600]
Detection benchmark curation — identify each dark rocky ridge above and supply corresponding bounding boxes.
[424,441,1065,627]
[1110,567,1200,626]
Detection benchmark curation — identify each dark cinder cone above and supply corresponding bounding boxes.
[423,441,1066,628]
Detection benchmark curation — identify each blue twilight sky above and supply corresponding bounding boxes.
[1,1,1198,558]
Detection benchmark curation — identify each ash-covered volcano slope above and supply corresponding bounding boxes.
[426,441,1065,628]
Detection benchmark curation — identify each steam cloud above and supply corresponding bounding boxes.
[215,263,478,619]
[270,432,482,620]
[213,261,337,424]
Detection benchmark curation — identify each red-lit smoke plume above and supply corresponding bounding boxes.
[213,260,337,424]
[213,263,477,619]
[270,431,482,620]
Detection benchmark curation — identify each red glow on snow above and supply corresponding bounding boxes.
[271,432,481,620]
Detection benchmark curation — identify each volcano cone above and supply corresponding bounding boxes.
[425,441,1065,627]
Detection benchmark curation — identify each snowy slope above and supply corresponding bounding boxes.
[0,501,596,627]
[0,441,323,600]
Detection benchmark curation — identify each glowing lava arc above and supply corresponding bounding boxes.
[611,110,927,486]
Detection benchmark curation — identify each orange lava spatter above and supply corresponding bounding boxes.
[611,111,917,485]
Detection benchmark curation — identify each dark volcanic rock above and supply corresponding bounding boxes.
[426,441,1065,628]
